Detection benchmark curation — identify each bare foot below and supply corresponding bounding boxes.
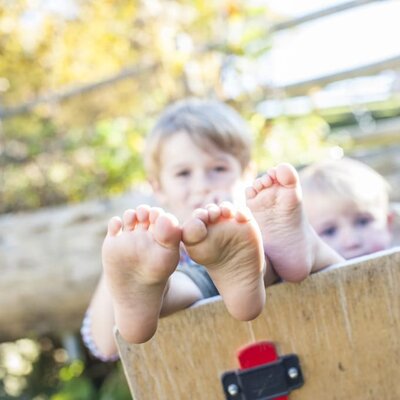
[102,205,181,343]
[246,163,343,282]
[182,202,266,321]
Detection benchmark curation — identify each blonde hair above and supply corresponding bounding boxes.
[300,157,390,209]
[144,98,252,181]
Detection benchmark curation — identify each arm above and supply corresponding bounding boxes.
[83,270,203,358]
[160,271,203,316]
[82,274,118,360]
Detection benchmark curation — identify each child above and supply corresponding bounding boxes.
[82,98,343,360]
[299,157,393,260]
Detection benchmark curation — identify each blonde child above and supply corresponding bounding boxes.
[82,98,343,360]
[299,157,393,260]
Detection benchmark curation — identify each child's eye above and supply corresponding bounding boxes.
[176,170,190,177]
[213,165,227,172]
[320,226,337,237]
[355,215,373,227]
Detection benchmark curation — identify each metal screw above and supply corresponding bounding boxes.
[288,367,299,379]
[227,383,240,396]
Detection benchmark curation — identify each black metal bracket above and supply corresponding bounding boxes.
[221,354,304,400]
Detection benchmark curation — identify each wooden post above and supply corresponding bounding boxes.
[116,247,400,400]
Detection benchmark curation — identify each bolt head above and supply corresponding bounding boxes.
[227,383,240,396]
[288,367,299,379]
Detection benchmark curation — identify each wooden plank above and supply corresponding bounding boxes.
[116,247,400,400]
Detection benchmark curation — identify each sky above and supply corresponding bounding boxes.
[264,0,400,86]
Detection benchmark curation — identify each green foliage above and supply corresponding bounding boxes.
[250,113,344,171]
[1,113,147,213]
[0,0,341,214]
[0,337,131,400]
[51,375,96,400]
[98,364,132,400]
[0,0,291,214]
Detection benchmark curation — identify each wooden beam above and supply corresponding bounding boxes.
[271,55,400,96]
[334,115,400,138]
[270,0,386,32]
[0,188,155,341]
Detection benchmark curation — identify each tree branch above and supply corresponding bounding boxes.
[0,63,158,119]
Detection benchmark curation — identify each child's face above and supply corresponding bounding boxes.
[153,132,252,223]
[304,193,392,259]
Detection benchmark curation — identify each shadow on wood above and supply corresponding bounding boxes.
[116,247,400,400]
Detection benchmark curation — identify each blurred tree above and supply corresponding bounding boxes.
[0,336,131,399]
[0,0,335,213]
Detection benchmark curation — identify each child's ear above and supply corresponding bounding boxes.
[387,210,395,231]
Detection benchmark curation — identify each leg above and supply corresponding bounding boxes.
[182,202,266,321]
[102,205,181,343]
[246,163,343,282]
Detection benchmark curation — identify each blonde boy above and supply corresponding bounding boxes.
[83,98,343,360]
[300,157,393,259]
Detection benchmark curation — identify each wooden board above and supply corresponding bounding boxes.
[115,247,400,400]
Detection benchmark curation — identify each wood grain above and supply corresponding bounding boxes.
[116,247,400,400]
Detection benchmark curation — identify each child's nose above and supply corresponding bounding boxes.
[193,172,213,194]
[339,227,362,250]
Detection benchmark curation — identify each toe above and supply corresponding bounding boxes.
[182,217,208,245]
[108,216,122,236]
[253,178,264,192]
[154,212,181,248]
[260,174,273,187]
[122,209,136,231]
[275,163,298,187]
[245,186,257,199]
[192,208,209,224]
[206,204,221,223]
[136,205,151,229]
[266,167,277,180]
[220,201,235,218]
[149,207,163,224]
[235,208,252,223]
